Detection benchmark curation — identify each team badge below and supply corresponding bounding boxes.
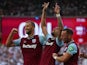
[51,38,55,40]
[32,39,36,43]
[24,40,27,43]
[69,46,74,51]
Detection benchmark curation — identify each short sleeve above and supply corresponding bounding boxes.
[45,34,52,40]
[66,43,77,55]
[39,34,52,45]
[56,38,64,47]
[13,38,21,46]
[39,36,46,45]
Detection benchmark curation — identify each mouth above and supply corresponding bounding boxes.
[26,31,31,35]
[26,30,31,35]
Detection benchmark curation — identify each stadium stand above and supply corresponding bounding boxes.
[0,0,87,16]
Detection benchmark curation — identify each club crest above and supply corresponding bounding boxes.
[24,40,27,43]
[32,39,36,43]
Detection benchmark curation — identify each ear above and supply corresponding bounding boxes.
[68,35,72,39]
[32,26,35,30]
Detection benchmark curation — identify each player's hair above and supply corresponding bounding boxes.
[26,20,35,27]
[62,28,73,35]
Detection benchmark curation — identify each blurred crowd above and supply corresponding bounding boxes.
[0,45,23,65]
[0,32,23,65]
[0,0,87,17]
[0,43,87,65]
[79,43,87,65]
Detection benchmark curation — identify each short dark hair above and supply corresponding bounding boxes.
[26,20,35,27]
[62,28,73,35]
[30,21,35,27]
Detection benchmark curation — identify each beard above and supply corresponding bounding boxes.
[64,39,70,43]
[51,32,55,37]
[26,30,32,35]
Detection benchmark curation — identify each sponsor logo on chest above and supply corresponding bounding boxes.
[22,44,37,49]
[32,39,36,43]
[45,38,54,46]
[22,39,37,49]
[45,42,54,46]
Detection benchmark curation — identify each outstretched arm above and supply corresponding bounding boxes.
[6,28,18,47]
[54,3,63,38]
[41,2,49,36]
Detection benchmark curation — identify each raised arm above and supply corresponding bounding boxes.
[54,3,63,29]
[54,3,64,39]
[41,2,49,36]
[6,28,18,47]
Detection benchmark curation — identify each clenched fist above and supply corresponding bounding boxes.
[11,28,18,34]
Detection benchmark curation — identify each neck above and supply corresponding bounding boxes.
[28,31,34,38]
[52,34,57,38]
[67,39,73,44]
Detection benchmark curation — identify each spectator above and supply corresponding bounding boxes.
[0,0,87,16]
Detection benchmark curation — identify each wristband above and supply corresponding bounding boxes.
[56,14,60,17]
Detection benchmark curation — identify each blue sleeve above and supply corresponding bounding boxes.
[56,38,64,47]
[39,34,52,45]
[45,34,52,40]
[66,43,77,55]
[13,38,21,46]
[39,36,46,45]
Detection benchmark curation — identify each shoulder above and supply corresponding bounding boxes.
[68,43,77,49]
[56,38,64,47]
[66,43,78,55]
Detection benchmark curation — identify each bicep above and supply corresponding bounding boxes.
[62,52,72,62]
[60,44,77,62]
[56,52,72,62]
[42,26,48,36]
